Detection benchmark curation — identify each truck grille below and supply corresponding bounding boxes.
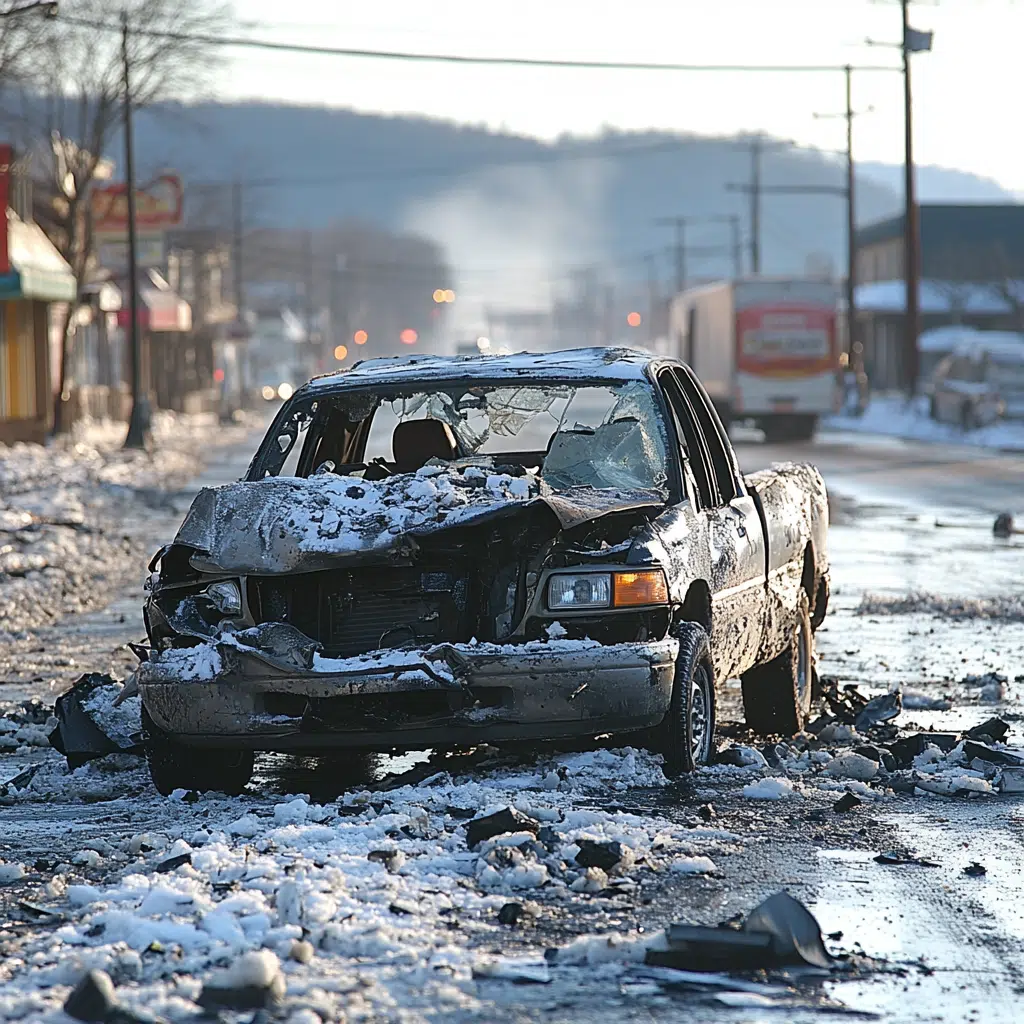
[251,565,470,658]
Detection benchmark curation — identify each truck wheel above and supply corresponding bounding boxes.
[142,707,254,796]
[790,416,817,442]
[741,597,814,736]
[648,624,716,776]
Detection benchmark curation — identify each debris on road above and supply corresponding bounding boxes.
[853,691,902,733]
[832,791,863,813]
[966,718,1011,744]
[472,957,552,984]
[645,890,833,972]
[823,751,878,781]
[466,806,541,848]
[963,862,987,877]
[574,839,627,872]
[997,767,1024,793]
[875,852,940,867]
[47,674,142,769]
[197,950,286,1011]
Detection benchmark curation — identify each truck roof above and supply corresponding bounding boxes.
[302,347,655,391]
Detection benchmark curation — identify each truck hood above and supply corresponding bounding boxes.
[171,467,665,575]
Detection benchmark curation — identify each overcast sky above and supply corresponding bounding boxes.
[219,1,1024,196]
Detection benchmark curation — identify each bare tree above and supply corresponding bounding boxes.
[0,0,232,433]
[0,2,56,87]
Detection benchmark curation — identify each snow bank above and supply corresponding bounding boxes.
[825,394,1024,452]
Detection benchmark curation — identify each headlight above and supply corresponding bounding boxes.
[204,580,242,617]
[277,382,294,400]
[548,573,612,610]
[546,569,669,611]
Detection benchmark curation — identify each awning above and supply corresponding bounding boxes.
[0,210,76,302]
[116,283,192,332]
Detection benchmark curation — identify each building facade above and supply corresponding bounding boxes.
[855,204,1024,390]
[0,145,77,444]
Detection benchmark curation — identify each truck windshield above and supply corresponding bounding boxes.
[258,380,670,496]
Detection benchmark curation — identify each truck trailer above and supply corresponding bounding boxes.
[669,277,839,441]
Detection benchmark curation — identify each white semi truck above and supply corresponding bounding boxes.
[670,277,840,441]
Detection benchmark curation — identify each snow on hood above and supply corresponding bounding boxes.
[171,464,664,575]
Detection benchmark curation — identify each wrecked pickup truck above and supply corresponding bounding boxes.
[137,347,829,794]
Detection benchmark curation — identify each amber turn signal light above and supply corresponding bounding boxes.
[613,570,669,607]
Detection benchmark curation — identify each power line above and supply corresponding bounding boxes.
[59,13,902,74]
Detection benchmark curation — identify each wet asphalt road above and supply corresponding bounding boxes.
[3,425,1024,1021]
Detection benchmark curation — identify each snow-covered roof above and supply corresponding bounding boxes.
[856,279,1024,316]
[304,347,653,391]
[919,325,1024,355]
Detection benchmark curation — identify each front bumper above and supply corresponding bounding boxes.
[138,636,679,751]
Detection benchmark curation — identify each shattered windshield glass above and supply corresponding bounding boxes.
[259,381,669,496]
[358,382,668,494]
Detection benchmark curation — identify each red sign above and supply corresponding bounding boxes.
[91,173,183,233]
[0,144,11,275]
[735,303,836,377]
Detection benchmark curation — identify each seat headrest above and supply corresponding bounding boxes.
[392,419,458,473]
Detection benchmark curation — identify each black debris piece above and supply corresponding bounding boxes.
[887,772,920,794]
[889,732,959,768]
[965,718,1010,744]
[963,862,987,877]
[743,890,834,970]
[962,740,1024,767]
[64,969,118,1023]
[574,839,624,872]
[198,977,285,1012]
[998,767,1024,793]
[537,825,560,850]
[17,900,65,925]
[805,713,835,736]
[498,902,524,926]
[155,853,192,874]
[367,849,404,874]
[854,691,902,734]
[833,792,862,813]
[0,763,41,796]
[646,927,774,972]
[820,678,870,724]
[993,512,1015,538]
[714,747,757,768]
[645,891,832,973]
[465,806,539,848]
[761,744,782,769]
[697,803,716,822]
[875,852,940,868]
[827,930,844,941]
[854,744,896,773]
[48,674,143,769]
[445,806,478,820]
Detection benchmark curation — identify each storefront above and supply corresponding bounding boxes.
[0,211,76,444]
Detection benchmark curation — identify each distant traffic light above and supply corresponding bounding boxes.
[432,289,456,303]
[627,311,642,327]
[334,344,348,361]
[400,328,418,345]
[353,330,368,345]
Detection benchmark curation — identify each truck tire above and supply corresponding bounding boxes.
[741,597,814,736]
[790,416,817,442]
[142,707,254,796]
[648,624,716,776]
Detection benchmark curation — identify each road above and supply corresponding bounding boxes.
[1,426,1023,1023]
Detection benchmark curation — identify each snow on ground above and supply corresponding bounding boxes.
[0,412,259,635]
[0,744,734,1022]
[825,394,1024,451]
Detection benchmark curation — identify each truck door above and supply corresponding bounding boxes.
[671,367,767,679]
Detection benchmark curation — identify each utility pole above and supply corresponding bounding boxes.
[644,252,659,343]
[902,0,921,395]
[725,137,764,275]
[655,216,687,293]
[232,179,243,316]
[749,135,761,274]
[121,10,149,450]
[814,65,873,368]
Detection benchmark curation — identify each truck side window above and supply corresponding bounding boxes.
[658,369,719,510]
[673,367,740,505]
